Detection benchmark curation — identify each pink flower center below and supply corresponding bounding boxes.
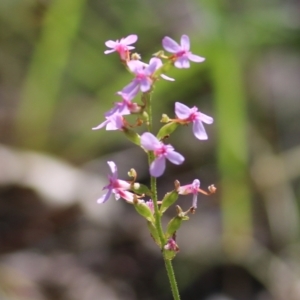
[154,145,167,156]
[136,72,147,80]
[175,50,187,58]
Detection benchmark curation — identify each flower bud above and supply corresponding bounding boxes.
[133,197,155,223]
[156,122,178,140]
[160,114,170,123]
[164,237,179,260]
[131,182,152,196]
[159,190,179,214]
[128,168,137,179]
[208,184,217,193]
[174,180,180,190]
[165,218,182,239]
[131,52,141,60]
[147,221,161,247]
[123,128,140,145]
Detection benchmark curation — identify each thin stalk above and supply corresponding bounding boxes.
[144,92,181,300]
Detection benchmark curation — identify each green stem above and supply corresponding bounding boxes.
[144,92,181,300]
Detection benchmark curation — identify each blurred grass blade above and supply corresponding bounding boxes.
[15,0,87,150]
[210,42,252,249]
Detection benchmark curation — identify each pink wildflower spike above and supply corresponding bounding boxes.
[178,179,201,208]
[162,34,205,68]
[122,58,174,95]
[92,113,124,131]
[175,102,213,140]
[97,161,132,203]
[140,132,184,177]
[104,34,138,61]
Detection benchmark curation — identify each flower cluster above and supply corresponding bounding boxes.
[94,34,216,259]
[94,34,213,175]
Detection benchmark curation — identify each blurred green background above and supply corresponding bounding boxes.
[1,0,300,299]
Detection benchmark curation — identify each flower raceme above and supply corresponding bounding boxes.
[104,34,138,61]
[162,34,205,68]
[174,102,213,140]
[140,132,184,177]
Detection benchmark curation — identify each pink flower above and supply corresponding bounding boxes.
[146,199,154,214]
[105,91,140,117]
[97,161,133,203]
[175,102,213,140]
[140,132,184,177]
[164,238,179,252]
[162,35,205,68]
[178,179,201,208]
[92,113,124,131]
[122,58,174,95]
[104,34,138,60]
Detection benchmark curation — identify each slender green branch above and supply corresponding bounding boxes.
[164,259,181,300]
[144,91,181,300]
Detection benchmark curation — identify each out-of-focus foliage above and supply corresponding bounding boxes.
[1,0,300,299]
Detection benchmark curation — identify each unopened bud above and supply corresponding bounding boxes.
[174,180,180,191]
[128,168,137,179]
[131,52,141,60]
[132,182,152,196]
[123,128,141,146]
[159,190,179,214]
[208,184,217,194]
[152,50,166,58]
[133,197,155,223]
[156,122,179,140]
[161,114,170,123]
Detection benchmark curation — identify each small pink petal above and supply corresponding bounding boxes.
[162,36,181,53]
[107,161,118,178]
[188,53,205,63]
[104,49,116,54]
[150,156,166,177]
[140,132,161,151]
[165,151,185,165]
[175,102,191,119]
[193,120,208,140]
[140,79,152,92]
[122,34,138,45]
[180,35,190,50]
[198,112,214,124]
[105,40,117,48]
[122,80,140,95]
[160,74,175,81]
[97,189,112,204]
[92,120,108,130]
[175,57,190,69]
